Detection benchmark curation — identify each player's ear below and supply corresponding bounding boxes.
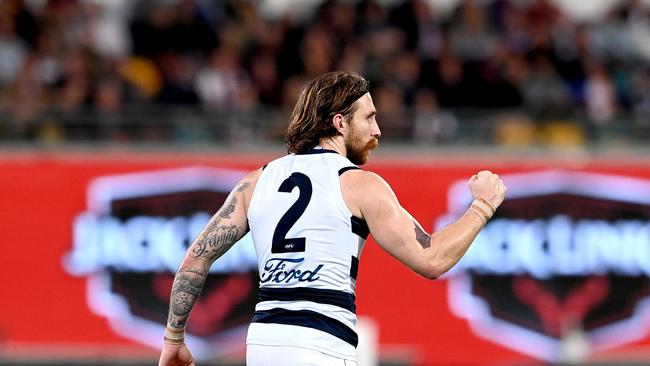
[332,113,346,135]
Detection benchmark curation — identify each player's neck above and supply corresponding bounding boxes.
[319,137,346,156]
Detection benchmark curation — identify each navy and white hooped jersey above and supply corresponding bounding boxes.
[246,147,369,360]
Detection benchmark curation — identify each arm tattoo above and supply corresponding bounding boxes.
[237,182,250,192]
[168,267,207,328]
[413,221,431,249]
[218,182,249,219]
[166,181,250,328]
[191,224,241,260]
[191,181,250,260]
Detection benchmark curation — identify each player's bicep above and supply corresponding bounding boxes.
[360,176,432,275]
[188,177,253,265]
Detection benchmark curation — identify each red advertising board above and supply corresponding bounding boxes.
[2,150,650,365]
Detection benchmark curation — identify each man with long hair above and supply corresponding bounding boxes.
[159,71,507,366]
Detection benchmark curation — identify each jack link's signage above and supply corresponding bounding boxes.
[437,171,650,360]
[62,167,259,358]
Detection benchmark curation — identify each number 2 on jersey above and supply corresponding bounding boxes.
[271,172,312,253]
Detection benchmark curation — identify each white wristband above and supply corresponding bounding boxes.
[164,326,185,344]
[471,199,494,220]
[469,206,488,225]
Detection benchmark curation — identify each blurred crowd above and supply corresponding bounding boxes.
[0,0,649,144]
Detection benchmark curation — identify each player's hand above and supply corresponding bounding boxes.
[468,170,507,209]
[158,342,195,366]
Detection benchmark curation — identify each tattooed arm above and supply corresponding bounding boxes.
[340,169,506,279]
[159,169,261,366]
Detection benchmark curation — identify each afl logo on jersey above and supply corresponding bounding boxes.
[62,167,258,359]
[437,171,650,361]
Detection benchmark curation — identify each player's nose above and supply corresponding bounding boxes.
[371,123,381,139]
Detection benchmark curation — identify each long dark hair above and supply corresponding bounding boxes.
[285,71,369,154]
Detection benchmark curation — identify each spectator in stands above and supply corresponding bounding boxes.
[0,8,28,88]
[195,46,247,110]
[521,55,572,118]
[412,88,458,143]
[450,0,498,62]
[584,63,617,124]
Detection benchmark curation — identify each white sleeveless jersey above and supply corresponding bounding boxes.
[246,148,368,360]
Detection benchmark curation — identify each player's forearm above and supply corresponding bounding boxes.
[167,256,209,329]
[165,206,248,330]
[425,209,484,278]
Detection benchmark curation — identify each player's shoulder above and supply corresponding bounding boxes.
[238,167,263,194]
[245,167,263,181]
[340,169,396,218]
[238,167,266,210]
[340,168,391,193]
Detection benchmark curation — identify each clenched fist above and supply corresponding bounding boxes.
[468,170,507,211]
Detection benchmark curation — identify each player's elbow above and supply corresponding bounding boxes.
[421,255,455,280]
[420,269,440,280]
[419,263,446,280]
